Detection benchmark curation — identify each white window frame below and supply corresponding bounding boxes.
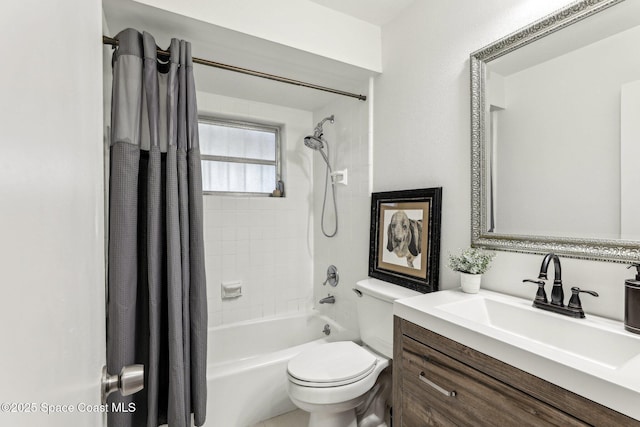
[199,116,282,196]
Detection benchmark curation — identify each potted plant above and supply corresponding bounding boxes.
[448,248,495,293]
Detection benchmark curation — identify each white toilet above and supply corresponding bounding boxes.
[286,278,421,427]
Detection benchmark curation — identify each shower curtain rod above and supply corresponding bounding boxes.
[103,36,367,101]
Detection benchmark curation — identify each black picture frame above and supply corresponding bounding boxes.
[368,187,442,293]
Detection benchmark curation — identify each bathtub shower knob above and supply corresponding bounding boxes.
[323,265,339,287]
[101,364,144,404]
[322,324,331,336]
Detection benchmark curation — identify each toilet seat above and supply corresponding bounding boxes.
[287,341,377,388]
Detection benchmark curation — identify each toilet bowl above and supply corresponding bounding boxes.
[286,279,421,427]
[287,342,388,427]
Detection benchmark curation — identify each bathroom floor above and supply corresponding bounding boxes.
[250,409,309,427]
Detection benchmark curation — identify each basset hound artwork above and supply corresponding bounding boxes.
[386,210,423,269]
[369,188,442,294]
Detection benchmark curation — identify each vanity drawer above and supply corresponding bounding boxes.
[399,335,587,427]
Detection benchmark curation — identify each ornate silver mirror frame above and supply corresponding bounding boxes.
[470,0,640,263]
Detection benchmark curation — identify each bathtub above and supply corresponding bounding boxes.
[204,311,345,427]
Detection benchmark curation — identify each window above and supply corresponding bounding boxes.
[198,117,281,195]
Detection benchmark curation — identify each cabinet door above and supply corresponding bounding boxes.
[399,335,587,427]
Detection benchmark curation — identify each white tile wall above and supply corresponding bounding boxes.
[312,91,371,337]
[204,195,314,326]
[198,91,315,327]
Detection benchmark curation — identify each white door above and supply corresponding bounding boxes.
[0,0,108,426]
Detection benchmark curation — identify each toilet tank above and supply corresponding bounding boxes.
[355,278,422,358]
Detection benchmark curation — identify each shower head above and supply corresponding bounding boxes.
[304,114,335,171]
[304,135,325,150]
[304,115,335,151]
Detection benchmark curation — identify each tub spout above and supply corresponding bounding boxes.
[319,295,335,304]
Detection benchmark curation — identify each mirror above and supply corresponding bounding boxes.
[471,0,640,262]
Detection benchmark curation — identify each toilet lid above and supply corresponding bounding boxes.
[287,342,377,385]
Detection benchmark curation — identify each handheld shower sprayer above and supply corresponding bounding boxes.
[304,115,334,153]
[304,115,338,238]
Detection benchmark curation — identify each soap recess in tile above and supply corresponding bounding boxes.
[221,281,242,299]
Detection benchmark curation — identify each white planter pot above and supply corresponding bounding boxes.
[460,272,482,294]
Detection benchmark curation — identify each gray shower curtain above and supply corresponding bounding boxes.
[107,28,207,427]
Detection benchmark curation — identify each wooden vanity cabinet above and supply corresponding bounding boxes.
[393,317,639,427]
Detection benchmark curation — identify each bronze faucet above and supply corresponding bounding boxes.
[523,253,598,318]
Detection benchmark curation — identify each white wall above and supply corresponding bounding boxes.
[312,93,370,338]
[197,92,315,326]
[133,0,382,72]
[0,0,105,425]
[375,0,630,320]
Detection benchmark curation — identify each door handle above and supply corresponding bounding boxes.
[101,365,144,403]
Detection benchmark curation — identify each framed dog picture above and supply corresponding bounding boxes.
[368,188,442,293]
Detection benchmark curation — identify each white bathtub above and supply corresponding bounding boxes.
[204,311,344,427]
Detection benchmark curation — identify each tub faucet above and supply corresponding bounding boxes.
[319,294,335,304]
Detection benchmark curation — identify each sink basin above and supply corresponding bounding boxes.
[394,288,640,420]
[436,296,640,369]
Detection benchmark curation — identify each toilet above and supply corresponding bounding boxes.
[286,278,421,427]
